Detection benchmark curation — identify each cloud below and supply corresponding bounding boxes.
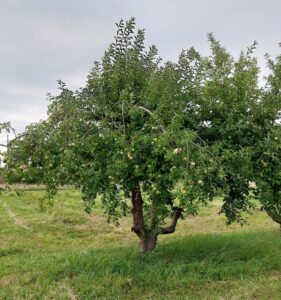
[0,0,281,138]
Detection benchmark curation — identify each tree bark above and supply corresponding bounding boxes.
[131,185,145,237]
[139,231,157,254]
[131,186,183,254]
[130,186,159,254]
[160,207,183,234]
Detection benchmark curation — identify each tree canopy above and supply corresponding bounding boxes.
[5,18,281,253]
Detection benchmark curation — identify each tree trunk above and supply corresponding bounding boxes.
[131,186,159,254]
[130,185,183,254]
[131,185,154,254]
[139,231,157,254]
[131,185,145,237]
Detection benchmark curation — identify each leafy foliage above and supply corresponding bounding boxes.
[4,19,281,252]
[254,51,281,224]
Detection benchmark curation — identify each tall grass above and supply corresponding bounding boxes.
[1,190,281,299]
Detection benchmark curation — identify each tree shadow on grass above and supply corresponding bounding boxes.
[57,229,281,281]
[150,229,281,279]
[5,229,281,299]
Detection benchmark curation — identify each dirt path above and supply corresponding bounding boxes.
[1,200,31,230]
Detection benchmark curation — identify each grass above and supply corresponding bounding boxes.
[1,189,281,299]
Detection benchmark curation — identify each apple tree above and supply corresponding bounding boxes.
[6,19,281,252]
[19,19,219,253]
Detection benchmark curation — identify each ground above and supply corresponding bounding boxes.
[1,188,281,299]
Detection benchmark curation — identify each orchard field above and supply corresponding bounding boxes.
[1,188,281,299]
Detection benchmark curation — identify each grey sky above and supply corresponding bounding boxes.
[1,0,281,144]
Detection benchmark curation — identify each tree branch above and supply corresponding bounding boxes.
[138,105,153,116]
[160,207,183,235]
[137,105,165,132]
[137,105,220,163]
[122,100,126,136]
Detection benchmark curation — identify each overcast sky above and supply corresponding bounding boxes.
[1,0,281,145]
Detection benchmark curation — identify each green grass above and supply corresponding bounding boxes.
[1,190,281,299]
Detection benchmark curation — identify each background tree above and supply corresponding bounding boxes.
[254,49,281,230]
[0,122,15,167]
[5,123,45,184]
[0,122,13,183]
